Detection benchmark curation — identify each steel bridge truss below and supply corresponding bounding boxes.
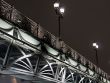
[0,18,109,83]
[0,0,110,82]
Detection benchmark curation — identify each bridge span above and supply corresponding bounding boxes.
[0,0,110,83]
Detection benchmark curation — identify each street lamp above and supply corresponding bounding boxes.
[59,7,65,15]
[53,2,60,8]
[53,1,65,39]
[92,42,99,66]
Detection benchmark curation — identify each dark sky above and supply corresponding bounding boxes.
[3,0,110,79]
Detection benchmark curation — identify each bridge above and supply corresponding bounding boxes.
[0,0,110,83]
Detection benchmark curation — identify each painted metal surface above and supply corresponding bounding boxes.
[0,0,110,83]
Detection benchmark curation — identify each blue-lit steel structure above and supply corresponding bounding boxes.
[0,0,110,83]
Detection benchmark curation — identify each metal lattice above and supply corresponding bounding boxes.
[0,0,110,83]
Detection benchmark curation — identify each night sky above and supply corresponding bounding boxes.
[1,0,110,82]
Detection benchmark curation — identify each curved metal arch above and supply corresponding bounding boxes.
[0,18,109,83]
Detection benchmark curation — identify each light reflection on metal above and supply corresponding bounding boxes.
[0,0,109,83]
[0,16,109,83]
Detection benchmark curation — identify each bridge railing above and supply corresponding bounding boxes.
[0,0,110,83]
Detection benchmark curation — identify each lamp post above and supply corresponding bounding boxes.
[53,1,65,39]
[92,43,99,66]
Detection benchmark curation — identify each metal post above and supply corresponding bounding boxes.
[95,49,99,66]
[2,40,13,69]
[58,16,61,38]
[10,0,16,20]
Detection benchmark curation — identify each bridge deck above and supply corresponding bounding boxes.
[0,0,110,83]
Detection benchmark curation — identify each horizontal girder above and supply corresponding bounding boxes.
[0,18,109,83]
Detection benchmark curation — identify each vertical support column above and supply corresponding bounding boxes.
[34,56,39,75]
[95,49,99,66]
[10,0,16,20]
[61,68,66,83]
[58,16,61,39]
[2,40,13,69]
